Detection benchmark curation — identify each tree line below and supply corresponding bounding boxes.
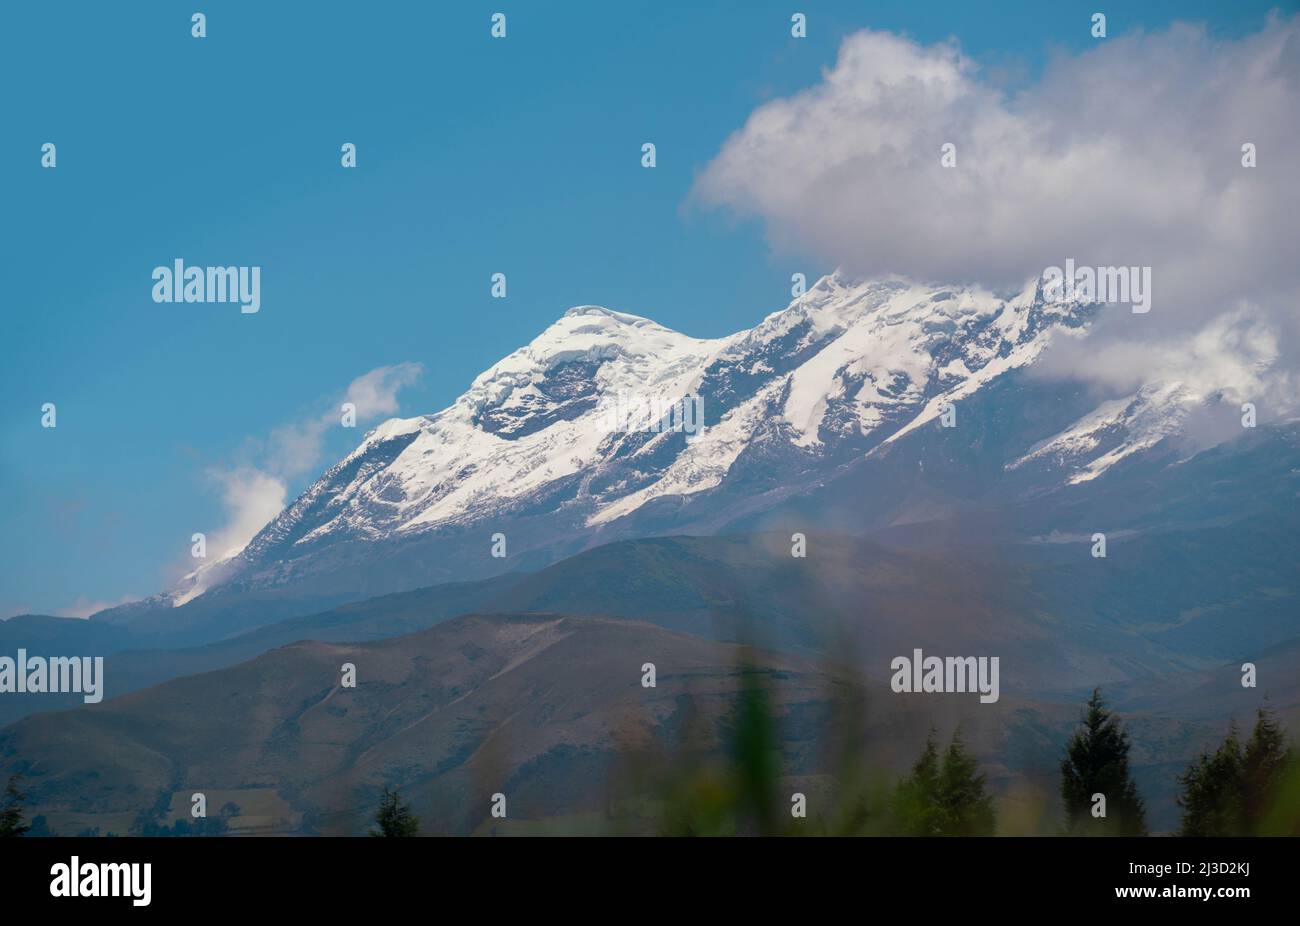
[3,687,1296,836]
[890,688,1297,836]
[363,685,1299,836]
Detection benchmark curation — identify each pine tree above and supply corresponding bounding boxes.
[0,775,32,837]
[1060,688,1147,835]
[1241,706,1292,832]
[892,727,996,835]
[1179,707,1296,836]
[1178,723,1244,836]
[371,787,419,837]
[938,730,996,836]
[891,728,942,835]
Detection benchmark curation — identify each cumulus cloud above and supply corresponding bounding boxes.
[204,467,289,562]
[1039,303,1292,406]
[197,363,423,564]
[344,365,421,419]
[693,18,1300,411]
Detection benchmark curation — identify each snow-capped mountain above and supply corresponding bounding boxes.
[1006,382,1197,485]
[167,270,1235,606]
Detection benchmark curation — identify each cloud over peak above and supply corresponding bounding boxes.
[694,17,1300,411]
[185,362,424,580]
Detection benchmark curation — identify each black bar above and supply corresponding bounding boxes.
[0,836,1284,913]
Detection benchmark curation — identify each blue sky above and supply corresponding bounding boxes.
[0,0,1283,616]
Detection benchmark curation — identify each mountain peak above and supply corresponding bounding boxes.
[188,270,1126,602]
[561,305,649,324]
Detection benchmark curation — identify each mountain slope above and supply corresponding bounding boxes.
[92,269,1294,632]
[1,613,857,834]
[11,600,1294,834]
[136,273,1109,609]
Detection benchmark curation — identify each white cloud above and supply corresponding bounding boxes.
[694,18,1300,407]
[1036,303,1286,400]
[345,363,422,420]
[197,363,423,565]
[205,467,289,561]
